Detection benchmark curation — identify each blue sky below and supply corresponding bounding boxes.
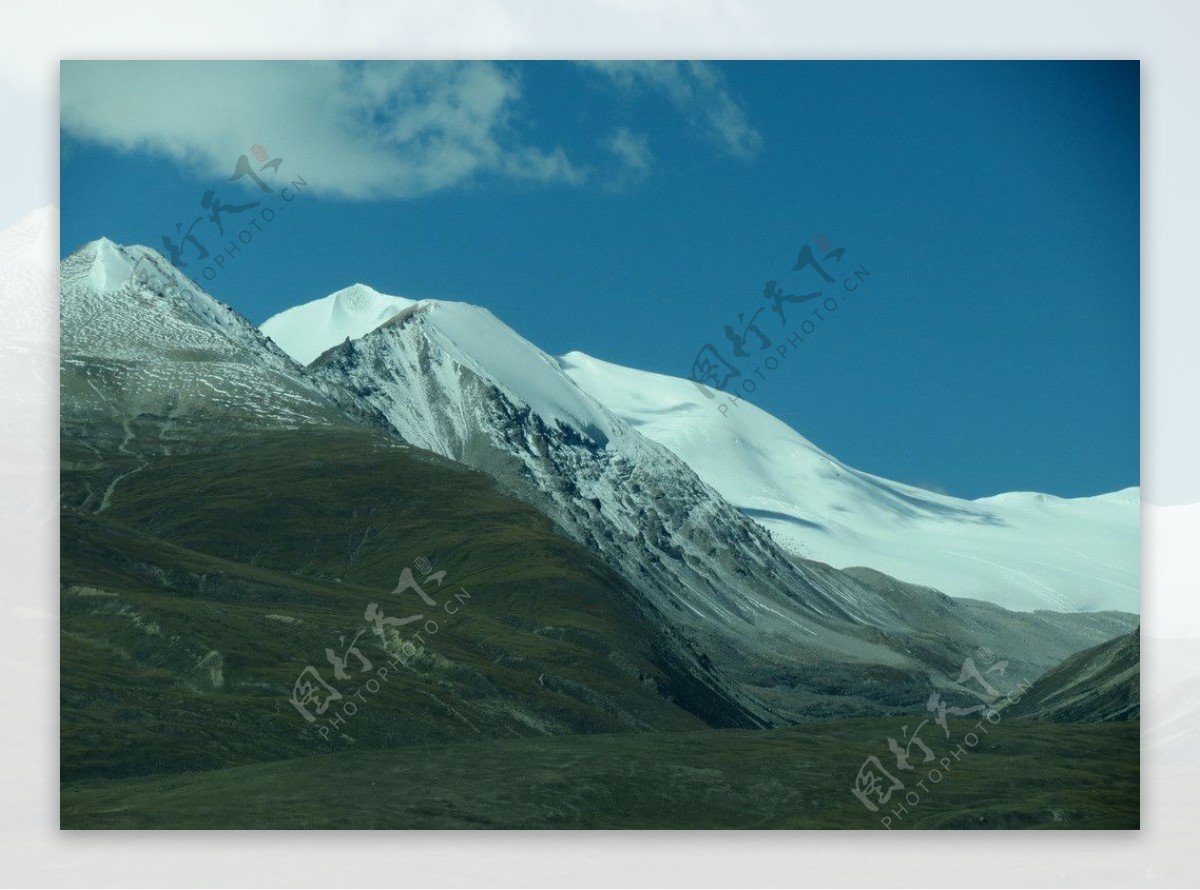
[60,61,1139,499]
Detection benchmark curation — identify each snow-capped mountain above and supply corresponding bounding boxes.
[261,284,419,366]
[267,287,620,451]
[262,284,1139,617]
[559,353,1140,615]
[60,239,383,457]
[282,291,887,724]
[262,282,1136,723]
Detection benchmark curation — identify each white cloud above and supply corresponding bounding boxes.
[583,61,763,160]
[60,61,586,200]
[603,127,653,188]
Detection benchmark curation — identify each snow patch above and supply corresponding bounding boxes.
[87,237,132,293]
[262,284,417,365]
[559,350,1140,614]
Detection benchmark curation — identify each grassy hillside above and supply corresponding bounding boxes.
[61,428,729,784]
[60,429,1140,829]
[62,719,1139,829]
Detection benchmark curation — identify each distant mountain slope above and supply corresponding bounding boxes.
[266,285,1136,724]
[1005,627,1139,722]
[558,352,1139,615]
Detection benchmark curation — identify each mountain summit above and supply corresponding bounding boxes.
[264,286,1140,616]
[261,283,417,365]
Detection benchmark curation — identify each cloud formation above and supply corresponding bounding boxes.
[61,61,763,200]
[603,127,653,188]
[60,61,586,200]
[583,61,763,160]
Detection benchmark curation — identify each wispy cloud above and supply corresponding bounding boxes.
[60,61,586,200]
[603,127,653,189]
[583,61,763,161]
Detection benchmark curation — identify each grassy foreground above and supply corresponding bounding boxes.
[61,719,1138,829]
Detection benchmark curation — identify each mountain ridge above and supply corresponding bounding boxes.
[61,237,1139,734]
[264,287,1140,616]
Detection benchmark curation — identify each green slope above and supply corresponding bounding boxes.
[62,428,729,785]
[61,719,1139,829]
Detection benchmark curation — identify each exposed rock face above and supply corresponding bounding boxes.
[305,299,1137,723]
[1005,627,1140,722]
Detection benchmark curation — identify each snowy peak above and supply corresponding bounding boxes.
[393,301,617,444]
[86,237,134,293]
[59,240,380,444]
[62,239,272,364]
[267,289,617,444]
[262,284,417,365]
